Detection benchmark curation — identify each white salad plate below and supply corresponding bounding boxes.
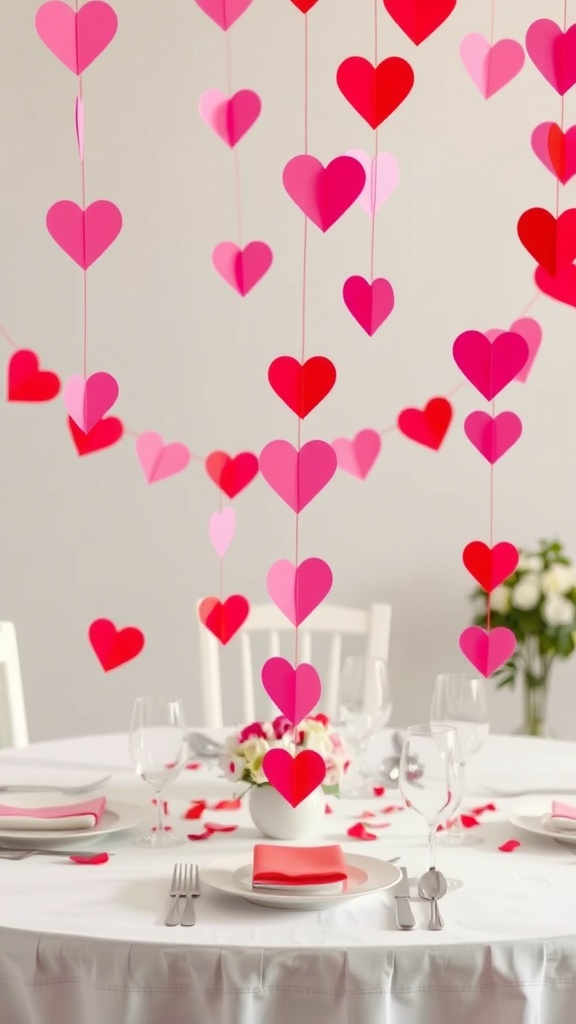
[0,800,144,847]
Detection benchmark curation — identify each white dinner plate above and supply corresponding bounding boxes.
[201,852,402,910]
[0,801,145,847]
[508,810,576,846]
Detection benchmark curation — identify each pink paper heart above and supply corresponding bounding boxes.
[526,19,576,95]
[193,0,254,30]
[209,506,236,558]
[212,241,273,295]
[345,149,400,216]
[485,318,542,383]
[452,330,529,400]
[263,748,326,807]
[342,276,395,336]
[199,89,261,146]
[261,657,322,725]
[266,558,333,627]
[460,33,525,98]
[282,155,366,232]
[464,411,522,463]
[35,1,118,74]
[531,122,576,184]
[46,201,122,269]
[259,440,337,513]
[63,372,119,434]
[459,626,516,677]
[332,429,382,479]
[135,432,191,483]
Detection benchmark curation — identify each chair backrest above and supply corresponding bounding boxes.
[0,621,29,748]
[197,602,392,727]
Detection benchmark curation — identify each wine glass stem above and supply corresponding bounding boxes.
[428,823,437,868]
[155,792,165,835]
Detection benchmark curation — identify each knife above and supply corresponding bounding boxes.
[395,867,416,930]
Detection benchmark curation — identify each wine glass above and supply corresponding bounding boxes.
[338,655,392,797]
[430,673,489,846]
[129,696,188,848]
[399,724,462,872]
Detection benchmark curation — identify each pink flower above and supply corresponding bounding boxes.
[309,713,330,727]
[238,722,266,742]
[271,716,292,739]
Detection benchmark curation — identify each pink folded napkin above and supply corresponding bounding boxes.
[252,844,348,888]
[546,801,576,832]
[0,796,106,831]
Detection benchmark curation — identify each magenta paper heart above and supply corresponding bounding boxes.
[464,411,522,464]
[345,149,400,216]
[452,330,529,400]
[260,440,337,513]
[209,506,236,558]
[199,88,261,146]
[212,241,272,295]
[46,201,122,269]
[332,429,381,479]
[343,276,395,336]
[266,558,333,627]
[261,657,322,725]
[63,372,119,434]
[460,33,525,98]
[282,155,366,232]
[485,318,542,383]
[535,263,576,307]
[193,0,254,29]
[526,19,576,95]
[459,626,516,677]
[263,748,326,807]
[35,1,118,74]
[135,432,190,484]
[531,122,576,184]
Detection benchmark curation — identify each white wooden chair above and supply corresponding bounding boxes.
[0,621,29,748]
[197,602,392,728]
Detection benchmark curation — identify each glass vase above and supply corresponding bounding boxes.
[516,666,554,738]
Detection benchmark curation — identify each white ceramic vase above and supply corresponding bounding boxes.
[248,784,325,840]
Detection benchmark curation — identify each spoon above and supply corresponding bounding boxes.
[418,868,447,930]
[187,733,224,759]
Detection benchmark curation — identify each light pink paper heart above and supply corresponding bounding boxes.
[464,411,522,463]
[266,558,333,627]
[531,122,576,184]
[460,33,525,98]
[135,432,191,484]
[46,201,122,269]
[332,429,382,479]
[343,276,395,336]
[35,1,118,74]
[63,372,119,434]
[199,89,261,146]
[459,626,516,677]
[282,155,366,232]
[261,657,322,725]
[526,19,576,95]
[212,241,272,295]
[485,318,542,383]
[345,149,400,216]
[260,440,337,513]
[263,748,326,807]
[193,0,254,30]
[209,506,236,558]
[452,331,529,400]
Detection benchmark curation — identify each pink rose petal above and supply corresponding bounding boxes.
[499,839,520,852]
[210,798,242,810]
[204,822,238,833]
[69,852,109,864]
[187,829,212,840]
[347,822,377,840]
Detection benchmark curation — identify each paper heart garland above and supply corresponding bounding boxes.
[332,429,381,479]
[343,276,395,336]
[7,350,60,402]
[382,0,457,46]
[485,319,542,384]
[345,149,400,216]
[63,372,119,434]
[75,96,84,162]
[464,412,522,463]
[205,451,259,498]
[336,57,414,129]
[199,89,261,146]
[282,155,365,231]
[259,440,337,512]
[209,506,236,557]
[460,34,525,98]
[268,356,336,418]
[263,748,326,806]
[535,263,576,307]
[517,208,576,275]
[462,541,519,593]
[136,432,191,484]
[88,619,145,672]
[459,626,516,677]
[452,331,529,400]
[261,657,322,724]
[266,558,333,626]
[35,1,118,74]
[193,0,254,30]
[46,201,122,269]
[288,0,321,11]
[397,397,453,450]
[526,19,576,96]
[212,241,273,295]
[68,415,123,456]
[531,123,576,184]
[198,595,249,644]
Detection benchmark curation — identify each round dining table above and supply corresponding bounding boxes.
[0,730,576,1024]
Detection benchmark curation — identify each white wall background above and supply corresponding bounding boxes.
[0,0,575,742]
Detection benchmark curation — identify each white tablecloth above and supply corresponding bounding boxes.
[1,731,576,1024]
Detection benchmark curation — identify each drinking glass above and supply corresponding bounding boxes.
[338,655,392,797]
[129,696,188,848]
[399,724,462,871]
[430,673,489,846]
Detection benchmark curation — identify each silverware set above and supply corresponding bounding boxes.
[0,846,113,859]
[395,866,448,930]
[165,863,200,926]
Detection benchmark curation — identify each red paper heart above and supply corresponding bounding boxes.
[268,356,336,418]
[517,207,576,274]
[337,56,414,128]
[88,619,145,672]
[397,397,453,449]
[7,349,60,402]
[204,451,259,498]
[198,595,250,644]
[288,0,320,10]
[535,263,576,307]
[383,0,457,45]
[67,415,124,455]
[263,748,326,806]
[462,541,519,592]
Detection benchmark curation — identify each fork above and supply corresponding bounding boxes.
[181,864,199,927]
[0,848,111,859]
[165,863,190,926]
[0,775,111,794]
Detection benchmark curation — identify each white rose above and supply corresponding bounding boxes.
[542,595,575,627]
[512,574,540,610]
[242,737,269,771]
[542,564,576,596]
[491,585,511,614]
[518,554,544,573]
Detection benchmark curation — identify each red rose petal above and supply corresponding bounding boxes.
[210,799,242,810]
[204,822,238,833]
[325,804,333,814]
[472,802,497,815]
[498,839,520,853]
[437,818,457,832]
[379,805,405,814]
[183,801,206,820]
[347,822,377,840]
[69,852,109,864]
[359,810,376,818]
[461,814,480,829]
[373,786,385,796]
[185,762,202,770]
[187,829,212,840]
